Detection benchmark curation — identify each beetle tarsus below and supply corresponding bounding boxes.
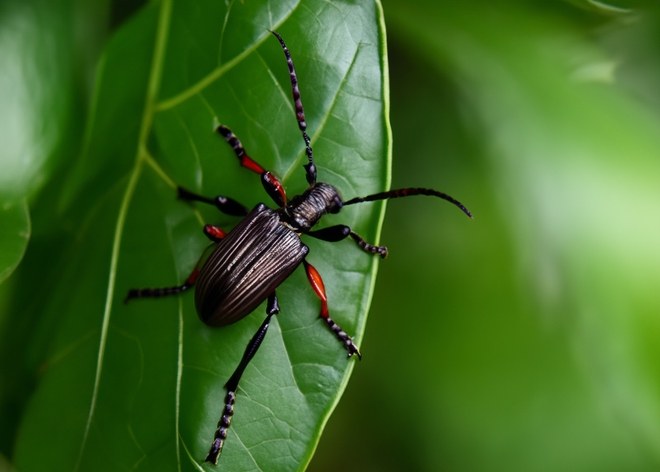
[304,261,361,358]
[203,313,275,463]
[204,390,235,464]
[324,315,361,360]
[349,231,388,259]
[125,267,200,304]
[124,285,192,303]
[306,225,386,258]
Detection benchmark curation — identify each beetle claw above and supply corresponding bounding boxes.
[348,344,362,361]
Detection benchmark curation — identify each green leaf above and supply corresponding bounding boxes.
[0,0,74,200]
[0,199,30,285]
[14,1,390,471]
[0,0,106,284]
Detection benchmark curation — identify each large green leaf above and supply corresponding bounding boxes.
[14,1,390,471]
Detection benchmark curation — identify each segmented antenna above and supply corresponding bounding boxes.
[271,30,317,185]
[344,187,473,218]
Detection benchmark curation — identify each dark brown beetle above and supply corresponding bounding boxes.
[126,31,472,465]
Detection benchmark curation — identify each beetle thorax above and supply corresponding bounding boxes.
[280,182,343,232]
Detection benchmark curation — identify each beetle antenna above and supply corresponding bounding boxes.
[344,187,473,218]
[271,30,317,185]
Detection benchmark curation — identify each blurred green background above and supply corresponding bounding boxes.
[312,1,660,470]
[1,0,659,471]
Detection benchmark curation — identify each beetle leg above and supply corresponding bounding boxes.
[215,124,266,174]
[307,225,351,242]
[203,224,227,243]
[267,292,280,315]
[344,187,473,218]
[303,260,361,359]
[215,124,288,207]
[124,267,200,303]
[124,238,224,303]
[205,307,276,464]
[348,231,388,259]
[307,225,388,258]
[261,171,287,207]
[177,186,249,217]
[270,31,316,185]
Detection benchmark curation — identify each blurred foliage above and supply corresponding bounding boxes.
[0,0,111,456]
[0,0,109,285]
[1,0,659,471]
[310,0,660,471]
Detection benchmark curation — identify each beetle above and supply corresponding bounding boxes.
[125,31,472,465]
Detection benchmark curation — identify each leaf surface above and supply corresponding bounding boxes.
[15,1,390,471]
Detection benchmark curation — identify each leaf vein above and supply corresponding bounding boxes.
[75,1,172,468]
[281,40,363,183]
[155,4,299,113]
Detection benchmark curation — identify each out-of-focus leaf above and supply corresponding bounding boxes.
[0,1,66,199]
[310,1,660,471]
[0,199,30,285]
[0,200,30,283]
[0,0,107,200]
[0,0,67,284]
[0,1,109,458]
[14,1,390,471]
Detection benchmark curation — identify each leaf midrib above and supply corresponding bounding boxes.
[154,5,298,113]
[75,1,173,469]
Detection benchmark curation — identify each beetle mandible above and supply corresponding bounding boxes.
[125,31,472,465]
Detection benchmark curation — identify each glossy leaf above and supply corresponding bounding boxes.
[15,1,390,471]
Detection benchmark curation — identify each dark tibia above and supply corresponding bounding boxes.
[306,225,351,242]
[177,186,248,217]
[344,187,473,218]
[205,308,277,464]
[270,30,316,185]
[303,260,361,359]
